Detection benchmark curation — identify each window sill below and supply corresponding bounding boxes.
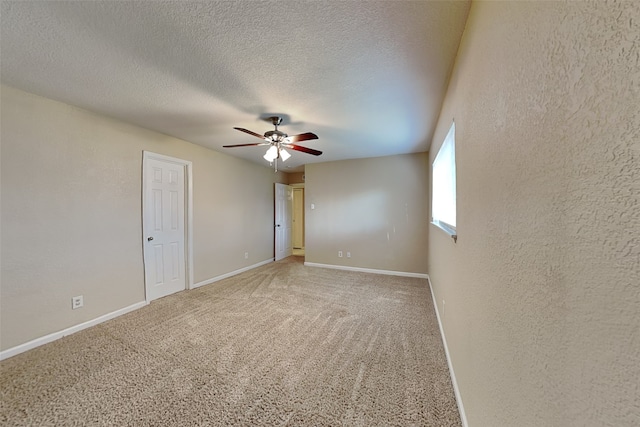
[431,220,457,243]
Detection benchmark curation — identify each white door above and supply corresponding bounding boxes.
[143,154,187,301]
[275,183,293,261]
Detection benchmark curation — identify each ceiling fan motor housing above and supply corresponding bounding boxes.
[264,130,287,142]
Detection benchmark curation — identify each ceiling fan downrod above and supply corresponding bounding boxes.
[269,116,283,129]
[265,116,286,142]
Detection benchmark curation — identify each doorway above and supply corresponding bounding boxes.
[292,187,305,256]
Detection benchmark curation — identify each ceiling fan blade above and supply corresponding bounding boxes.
[233,127,266,139]
[287,144,322,156]
[288,132,318,143]
[222,143,268,148]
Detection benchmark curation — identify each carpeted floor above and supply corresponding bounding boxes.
[0,257,461,426]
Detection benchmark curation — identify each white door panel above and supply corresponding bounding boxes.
[143,156,186,301]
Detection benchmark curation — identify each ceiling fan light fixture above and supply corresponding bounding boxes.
[226,116,321,172]
[263,145,278,162]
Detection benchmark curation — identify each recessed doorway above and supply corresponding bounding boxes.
[292,186,305,256]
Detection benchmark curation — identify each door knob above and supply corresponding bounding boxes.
[147,236,154,241]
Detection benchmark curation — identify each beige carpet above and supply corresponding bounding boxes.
[0,257,461,426]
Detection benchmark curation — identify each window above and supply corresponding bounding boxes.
[432,122,457,241]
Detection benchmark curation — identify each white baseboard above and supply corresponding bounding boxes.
[1,260,275,361]
[303,262,429,279]
[426,275,469,427]
[0,301,148,361]
[192,258,275,289]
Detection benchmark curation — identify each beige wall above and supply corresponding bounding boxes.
[287,171,305,185]
[0,85,285,351]
[306,154,429,274]
[428,1,639,425]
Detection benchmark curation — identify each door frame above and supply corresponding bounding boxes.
[142,151,194,302]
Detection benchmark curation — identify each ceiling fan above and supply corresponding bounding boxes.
[223,116,322,171]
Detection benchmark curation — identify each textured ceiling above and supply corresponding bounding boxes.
[1,1,470,171]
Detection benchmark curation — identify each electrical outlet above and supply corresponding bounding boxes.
[72,295,83,310]
[338,251,343,258]
[244,252,249,259]
[346,251,351,258]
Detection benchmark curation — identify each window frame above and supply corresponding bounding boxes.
[431,122,458,243]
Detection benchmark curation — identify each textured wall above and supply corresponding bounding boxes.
[306,153,429,274]
[428,1,640,425]
[1,86,283,351]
